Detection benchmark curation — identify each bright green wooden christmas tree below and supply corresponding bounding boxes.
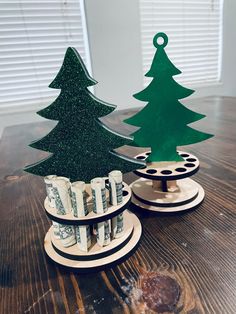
[124,33,213,162]
[25,47,144,182]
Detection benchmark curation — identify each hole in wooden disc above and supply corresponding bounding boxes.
[146,169,157,174]
[161,170,172,175]
[175,167,187,173]
[146,152,151,156]
[136,155,146,160]
[186,158,197,162]
[184,163,195,168]
[122,190,129,197]
[180,153,189,158]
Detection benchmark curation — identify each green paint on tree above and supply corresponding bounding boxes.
[124,32,213,162]
[25,47,144,182]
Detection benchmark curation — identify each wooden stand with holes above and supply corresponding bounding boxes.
[44,182,142,271]
[131,151,205,212]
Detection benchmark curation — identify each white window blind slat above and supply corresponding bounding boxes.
[0,0,91,109]
[139,0,222,87]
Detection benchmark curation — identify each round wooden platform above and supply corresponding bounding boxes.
[50,211,134,261]
[44,211,142,271]
[44,181,131,225]
[131,178,205,212]
[134,151,199,181]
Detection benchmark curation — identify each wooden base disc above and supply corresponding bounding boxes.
[131,178,205,212]
[44,211,142,271]
[50,211,134,261]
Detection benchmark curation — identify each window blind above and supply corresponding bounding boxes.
[0,0,91,109]
[139,0,222,86]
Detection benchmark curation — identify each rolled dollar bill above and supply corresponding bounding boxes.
[75,225,91,252]
[59,224,76,247]
[71,181,91,252]
[96,220,111,247]
[91,177,107,214]
[51,177,72,215]
[108,170,123,206]
[44,175,57,207]
[112,213,124,239]
[71,181,88,217]
[52,221,60,239]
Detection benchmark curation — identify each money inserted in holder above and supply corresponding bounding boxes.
[91,177,110,246]
[71,181,91,252]
[43,171,128,251]
[109,171,124,239]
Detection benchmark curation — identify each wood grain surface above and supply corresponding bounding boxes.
[0,96,235,314]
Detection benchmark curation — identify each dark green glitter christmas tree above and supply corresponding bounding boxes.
[25,47,144,182]
[124,32,213,162]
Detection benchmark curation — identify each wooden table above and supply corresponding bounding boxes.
[0,96,235,314]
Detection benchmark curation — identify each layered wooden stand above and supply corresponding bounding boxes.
[131,151,204,212]
[44,182,142,271]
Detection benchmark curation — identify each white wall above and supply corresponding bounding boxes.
[221,0,236,97]
[85,0,235,110]
[84,0,144,109]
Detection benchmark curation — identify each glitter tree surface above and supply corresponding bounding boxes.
[25,47,144,182]
[124,33,213,163]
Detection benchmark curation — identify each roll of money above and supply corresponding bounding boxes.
[91,178,107,214]
[71,181,91,252]
[108,170,123,206]
[51,177,72,215]
[75,225,91,252]
[44,175,57,207]
[59,224,76,247]
[71,181,88,217]
[112,213,124,239]
[52,221,60,239]
[96,220,111,247]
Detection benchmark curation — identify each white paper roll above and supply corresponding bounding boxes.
[96,220,111,247]
[52,177,72,215]
[75,225,91,252]
[44,175,57,208]
[91,177,107,214]
[108,170,123,206]
[52,221,60,239]
[71,181,88,218]
[59,224,76,247]
[112,213,124,239]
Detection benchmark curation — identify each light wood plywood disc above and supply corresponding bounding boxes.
[132,178,199,208]
[131,178,205,212]
[134,151,199,181]
[44,212,142,271]
[50,211,134,261]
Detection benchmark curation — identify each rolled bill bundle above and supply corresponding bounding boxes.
[71,181,91,252]
[71,181,88,217]
[96,220,111,247]
[91,177,107,213]
[59,224,76,247]
[52,220,60,239]
[108,170,123,206]
[112,213,124,239]
[75,225,91,252]
[44,175,57,207]
[51,177,72,215]
[91,178,110,246]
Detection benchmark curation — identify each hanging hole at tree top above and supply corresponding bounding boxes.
[153,32,168,48]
